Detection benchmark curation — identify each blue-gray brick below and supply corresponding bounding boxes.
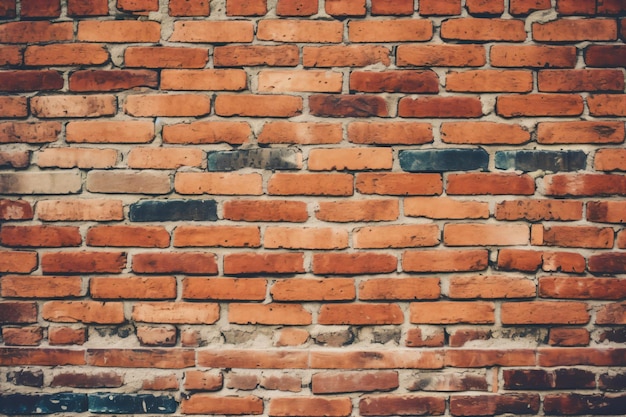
[399,149,489,172]
[129,199,217,222]
[0,393,88,415]
[88,394,178,414]
[495,150,586,172]
[207,148,301,171]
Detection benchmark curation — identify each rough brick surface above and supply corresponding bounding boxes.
[0,3,622,417]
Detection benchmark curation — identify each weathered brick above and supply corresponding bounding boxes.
[312,370,396,394]
[127,147,202,169]
[447,173,535,195]
[405,197,489,219]
[161,69,246,91]
[269,173,353,196]
[42,301,124,324]
[359,278,440,301]
[1,225,81,248]
[588,94,626,117]
[0,22,72,43]
[182,394,263,415]
[447,70,533,92]
[539,277,626,300]
[125,46,208,68]
[133,302,219,324]
[410,301,495,324]
[542,174,626,197]
[229,303,312,325]
[371,0,413,15]
[37,148,117,169]
[269,397,351,417]
[450,394,540,416]
[316,199,399,222]
[491,45,577,68]
[184,277,267,301]
[163,121,250,145]
[357,173,443,196]
[0,150,29,169]
[495,199,583,221]
[117,0,159,12]
[276,0,318,16]
[224,252,305,275]
[449,275,536,299]
[510,0,551,15]
[31,95,116,118]
[348,122,432,145]
[360,395,446,416]
[0,70,63,92]
[41,251,126,274]
[467,0,505,15]
[87,170,171,195]
[319,303,403,325]
[309,148,392,171]
[67,0,108,15]
[495,150,587,172]
[271,278,354,301]
[0,171,81,195]
[129,199,216,222]
[403,249,488,272]
[539,121,626,144]
[497,94,583,117]
[88,394,177,414]
[86,225,170,248]
[48,327,87,345]
[400,149,488,172]
[0,394,88,415]
[69,70,157,92]
[0,122,61,144]
[539,69,625,93]
[350,70,439,93]
[502,301,589,324]
[265,227,348,250]
[533,225,614,248]
[544,393,626,415]
[354,224,440,249]
[313,253,397,275]
[0,199,33,221]
[168,0,209,16]
[310,94,388,118]
[175,172,262,195]
[37,199,123,222]
[66,121,154,144]
[208,148,301,171]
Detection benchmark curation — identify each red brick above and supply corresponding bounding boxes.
[449,275,536,299]
[163,121,250,145]
[0,200,32,221]
[510,0,551,15]
[268,173,353,196]
[588,94,626,117]
[448,329,492,347]
[492,45,576,68]
[310,94,388,118]
[42,301,124,324]
[312,370,398,394]
[86,226,169,248]
[349,19,433,42]
[182,394,263,415]
[0,96,26,118]
[310,349,444,369]
[142,374,179,389]
[1,275,83,298]
[227,0,267,15]
[69,70,157,92]
[303,45,390,67]
[216,94,302,117]
[37,199,123,222]
[265,227,348,250]
[405,328,445,347]
[447,70,532,92]
[466,0,505,15]
[0,0,15,17]
[258,70,342,93]
[441,122,530,144]
[229,303,312,325]
[405,197,489,220]
[0,347,85,366]
[173,225,260,248]
[360,395,446,416]
[199,349,309,369]
[258,20,343,43]
[309,148,392,171]
[125,46,207,68]
[0,70,63,92]
[497,249,542,272]
[91,276,176,300]
[0,150,28,169]
[348,122,432,145]
[533,19,617,41]
[274,329,309,347]
[133,302,219,324]
[538,348,626,366]
[448,173,535,195]
[594,149,626,171]
[269,397,351,417]
[0,122,61,144]
[410,301,495,324]
[68,0,108,15]
[183,277,267,301]
[502,301,589,324]
[445,349,535,367]
[126,147,202,169]
[313,253,397,275]
[224,200,307,222]
[125,94,210,117]
[41,252,126,274]
[215,45,299,67]
[319,304,403,325]
[450,394,540,416]
[316,199,399,222]
[31,95,116,118]
[403,249,489,273]
[184,370,223,391]
[542,252,586,273]
[2,327,43,346]
[597,302,626,324]
[258,122,341,145]
[359,278,440,301]
[271,278,355,301]
[78,21,160,42]
[420,0,461,15]
[162,69,246,91]
[354,224,439,248]
[175,172,262,195]
[533,225,614,248]
[325,0,365,16]
[117,0,158,12]
[171,21,254,43]
[556,0,595,14]
[587,201,626,223]
[1,225,81,247]
[538,121,624,144]
[441,18,526,41]
[497,94,583,117]
[350,70,439,93]
[542,174,626,197]
[276,0,318,16]
[87,348,194,368]
[445,224,529,246]
[224,252,305,275]
[25,44,108,66]
[495,199,583,221]
[0,302,37,324]
[0,21,72,43]
[598,0,626,14]
[539,277,626,300]
[538,69,624,92]
[548,328,591,347]
[48,327,87,346]
[397,44,485,67]
[399,97,483,118]
[132,252,217,275]
[371,0,413,15]
[585,45,626,67]
[357,173,443,196]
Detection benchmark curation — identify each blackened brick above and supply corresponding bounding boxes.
[6,369,44,387]
[600,373,626,392]
[0,393,88,415]
[495,150,586,172]
[129,199,217,222]
[207,148,301,171]
[554,368,596,389]
[399,149,488,172]
[87,394,178,414]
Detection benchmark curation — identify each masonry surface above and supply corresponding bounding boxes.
[0,0,625,415]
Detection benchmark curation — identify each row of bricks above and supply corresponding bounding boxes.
[2,0,626,18]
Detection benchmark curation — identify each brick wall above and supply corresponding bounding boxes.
[1,0,625,415]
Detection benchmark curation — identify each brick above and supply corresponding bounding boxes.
[600,372,626,391]
[182,395,263,415]
[350,70,438,93]
[410,371,488,391]
[0,0,15,17]
[216,94,302,117]
[48,327,87,345]
[309,349,444,369]
[124,94,211,117]
[274,329,309,347]
[0,96,26,117]
[130,199,217,222]
[265,227,348,250]
[540,277,626,300]
[441,18,526,41]
[271,278,355,301]
[25,44,108,66]
[497,249,542,272]
[447,70,532,92]
[52,371,123,388]
[0,122,61,144]
[0,393,87,415]
[449,275,536,299]
[132,252,217,275]
[175,172,262,195]
[491,45,577,68]
[163,121,250,145]
[405,197,489,219]
[597,302,626,324]
[420,0,461,15]
[41,252,126,274]
[87,348,194,368]
[1,225,81,248]
[497,94,583,117]
[448,329,492,347]
[215,45,299,67]
[173,225,260,248]
[270,397,351,417]
[310,94,389,118]
[588,94,626,117]
[349,20,433,42]
[42,301,124,324]
[539,347,626,366]
[361,395,446,416]
[0,251,37,273]
[224,252,305,275]
[556,0,595,14]
[0,302,37,324]
[184,277,266,301]
[0,22,72,43]
[326,0,365,16]
[66,121,154,144]
[117,0,158,12]
[466,0,505,15]
[162,69,246,91]
[69,70,157,92]
[509,0,550,15]
[495,150,586,172]
[312,370,397,394]
[534,225,614,248]
[359,278,440,301]
[127,147,203,169]
[208,148,301,171]
[258,20,343,43]
[227,0,266,15]
[258,122,340,145]
[67,0,108,15]
[77,21,160,42]
[309,148,392,171]
[598,0,626,14]
[258,70,341,93]
[229,303,311,325]
[133,302,219,324]
[354,224,439,249]
[313,253,397,275]
[357,173,443,195]
[450,394,539,416]
[0,200,33,221]
[495,199,583,221]
[37,199,123,222]
[371,0,413,15]
[502,301,589,324]
[316,199,399,222]
[543,174,626,196]
[171,20,254,43]
[268,173,353,196]
[410,301,495,324]
[31,95,116,118]
[445,349,535,367]
[87,225,170,248]
[348,122,432,145]
[319,304,403,325]
[87,171,171,194]
[184,370,223,391]
[224,200,307,222]
[0,46,21,65]
[91,277,175,300]
[534,19,617,41]
[36,148,117,169]
[397,44,485,67]
[544,393,626,415]
[538,121,624,144]
[440,122,530,144]
[200,349,309,369]
[400,149,488,172]
[304,45,390,68]
[405,329,446,348]
[595,149,626,171]
[0,150,29,169]
[538,69,624,92]
[585,45,626,67]
[125,46,207,68]
[92,393,177,413]
[276,0,318,16]
[169,0,209,16]
[448,173,535,195]
[403,249,489,272]
[0,70,63,92]
[398,97,483,118]
[587,201,626,223]
[0,171,81,195]
[542,251,586,273]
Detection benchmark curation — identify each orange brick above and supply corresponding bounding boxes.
[86,225,170,248]
[37,199,123,221]
[199,349,309,369]
[132,252,218,275]
[124,94,210,117]
[398,96,483,118]
[595,149,626,171]
[117,0,158,12]
[308,148,392,171]
[48,327,86,345]
[41,252,126,274]
[0,122,61,144]
[0,21,72,43]
[350,70,439,93]
[403,249,489,273]
[319,304,403,325]
[548,328,590,347]
[229,303,312,325]
[325,0,366,16]
[510,0,551,15]
[446,349,535,367]
[537,121,624,144]
[0,46,22,66]
[0,302,37,324]
[538,69,624,92]
[312,253,397,275]
[356,173,443,195]
[447,173,535,195]
[441,122,530,144]
[184,370,223,391]
[183,277,267,301]
[496,94,583,117]
[420,0,461,15]
[316,199,399,222]
[587,200,626,223]
[449,275,536,299]
[274,328,310,347]
[441,18,526,41]
[87,170,171,194]
[216,94,302,117]
[31,95,116,118]
[312,370,398,394]
[588,94,626,117]
[161,69,246,91]
[24,44,109,66]
[182,395,263,415]
[90,277,176,300]
[264,227,349,250]
[258,20,343,43]
[359,278,440,301]
[597,302,626,325]
[132,302,219,324]
[446,70,533,93]
[271,278,355,301]
[42,301,124,324]
[533,225,614,249]
[533,19,617,42]
[354,224,440,248]
[66,121,154,144]
[0,150,28,168]
[410,301,495,324]
[444,224,530,246]
[397,44,486,67]
[77,21,160,42]
[227,0,267,15]
[173,225,261,248]
[268,173,353,196]
[502,302,589,324]
[224,200,308,222]
[491,45,577,68]
[223,253,305,275]
[303,45,391,67]
[495,199,583,221]
[349,20,433,42]
[36,148,117,169]
[127,147,202,169]
[0,96,27,118]
[215,45,299,67]
[0,276,82,298]
[163,121,250,145]
[405,197,489,219]
[309,349,444,369]
[276,0,318,16]
[348,122,432,145]
[125,46,208,68]
[170,21,254,43]
[466,0,505,14]
[371,0,413,15]
[539,277,626,300]
[175,172,263,195]
[258,70,342,93]
[258,122,341,145]
[1,225,81,247]
[270,397,352,417]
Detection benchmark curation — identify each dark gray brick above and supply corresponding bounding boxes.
[0,393,88,415]
[495,150,586,172]
[129,199,217,222]
[207,148,301,171]
[88,393,178,414]
[399,149,488,172]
